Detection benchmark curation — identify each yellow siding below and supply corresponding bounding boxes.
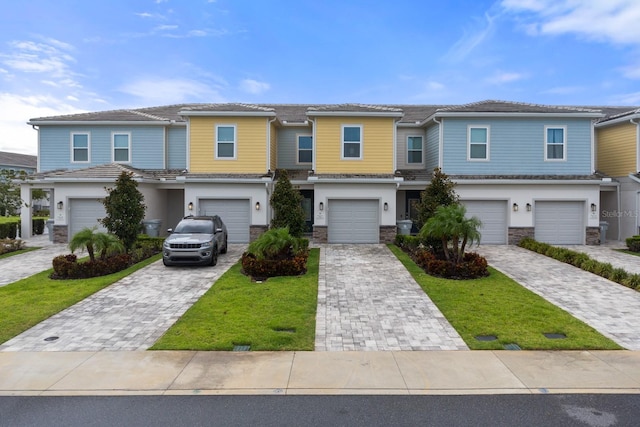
[270,121,277,171]
[189,116,268,173]
[314,117,395,174]
[597,122,637,176]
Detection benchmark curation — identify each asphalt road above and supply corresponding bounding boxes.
[1,395,639,426]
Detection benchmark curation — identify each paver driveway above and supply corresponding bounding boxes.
[0,242,69,287]
[0,245,245,352]
[477,245,640,350]
[315,244,468,351]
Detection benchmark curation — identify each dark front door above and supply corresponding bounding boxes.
[300,190,314,233]
[406,190,421,234]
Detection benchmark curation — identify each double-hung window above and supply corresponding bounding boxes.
[545,126,566,160]
[468,126,489,160]
[216,125,236,159]
[112,132,130,163]
[342,125,362,159]
[298,135,312,164]
[407,136,423,164]
[71,133,90,163]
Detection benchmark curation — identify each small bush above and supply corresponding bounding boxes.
[571,253,590,268]
[241,251,309,279]
[0,238,25,255]
[593,262,614,278]
[580,259,599,273]
[0,222,18,239]
[626,236,640,252]
[411,248,488,279]
[610,268,628,283]
[622,274,640,290]
[32,218,45,235]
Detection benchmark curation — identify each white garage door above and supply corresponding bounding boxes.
[200,199,250,243]
[328,199,379,244]
[535,201,584,244]
[462,200,507,244]
[69,199,107,238]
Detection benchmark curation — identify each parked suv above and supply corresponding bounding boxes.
[163,216,228,266]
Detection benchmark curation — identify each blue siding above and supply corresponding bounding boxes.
[441,118,593,175]
[425,123,440,172]
[39,126,167,172]
[276,126,313,170]
[167,127,187,169]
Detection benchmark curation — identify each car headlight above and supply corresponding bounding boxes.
[201,241,211,248]
[163,241,170,248]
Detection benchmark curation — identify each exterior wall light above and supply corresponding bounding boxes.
[188,202,193,211]
[591,203,597,213]
[512,203,518,212]
[319,202,324,211]
[255,202,260,211]
[384,202,389,211]
[526,203,532,212]
[57,201,64,210]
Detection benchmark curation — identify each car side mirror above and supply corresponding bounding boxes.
[215,228,223,233]
[167,228,173,234]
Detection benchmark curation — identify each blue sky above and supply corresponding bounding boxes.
[1,0,640,155]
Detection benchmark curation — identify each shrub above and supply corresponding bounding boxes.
[593,262,614,278]
[394,235,421,253]
[52,254,79,278]
[622,274,640,290]
[626,236,640,252]
[242,227,309,279]
[241,251,309,279]
[410,247,488,279]
[32,218,45,235]
[580,259,599,273]
[0,221,18,239]
[610,268,628,283]
[0,238,25,255]
[571,253,590,268]
[51,253,133,279]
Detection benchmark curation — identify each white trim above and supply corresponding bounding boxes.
[544,125,567,162]
[215,124,237,160]
[341,124,363,160]
[70,132,91,163]
[406,135,423,164]
[186,119,191,171]
[296,134,313,165]
[467,125,490,161]
[28,120,178,126]
[111,131,131,163]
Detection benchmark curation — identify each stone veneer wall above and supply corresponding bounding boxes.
[52,225,68,244]
[313,225,328,243]
[586,226,600,246]
[249,225,268,242]
[508,227,534,245]
[379,226,397,244]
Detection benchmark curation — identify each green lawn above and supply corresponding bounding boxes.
[617,249,640,257]
[389,245,622,350]
[0,254,161,345]
[151,248,320,351]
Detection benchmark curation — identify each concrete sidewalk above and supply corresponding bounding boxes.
[1,350,639,396]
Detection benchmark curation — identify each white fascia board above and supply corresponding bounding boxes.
[306,111,404,118]
[595,113,640,128]
[27,120,178,126]
[43,177,158,184]
[307,178,401,184]
[280,120,309,126]
[629,174,640,185]
[434,112,604,119]
[178,111,276,117]
[452,178,606,185]
[183,177,271,184]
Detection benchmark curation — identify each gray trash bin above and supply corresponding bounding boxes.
[142,219,162,237]
[46,219,55,242]
[599,221,609,243]
[396,220,413,236]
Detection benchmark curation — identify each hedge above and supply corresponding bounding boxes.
[0,221,18,239]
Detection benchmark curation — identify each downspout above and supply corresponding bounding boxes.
[266,116,278,227]
[393,117,400,172]
[308,117,317,173]
[266,116,277,172]
[32,125,40,172]
[432,116,443,169]
[632,118,640,174]
[184,117,190,172]
[591,119,597,174]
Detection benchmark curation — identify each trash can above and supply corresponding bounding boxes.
[46,219,55,242]
[396,220,413,236]
[599,221,609,243]
[142,219,162,237]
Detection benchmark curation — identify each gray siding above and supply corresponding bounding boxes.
[442,118,593,175]
[396,128,426,170]
[276,126,313,170]
[167,127,187,169]
[425,123,440,173]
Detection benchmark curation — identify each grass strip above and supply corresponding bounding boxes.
[151,248,319,351]
[0,253,161,344]
[389,245,621,350]
[0,246,40,260]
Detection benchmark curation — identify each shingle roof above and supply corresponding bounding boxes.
[33,164,183,180]
[0,151,37,168]
[396,170,605,182]
[436,100,602,114]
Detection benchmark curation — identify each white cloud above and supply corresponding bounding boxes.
[427,81,445,90]
[0,93,84,155]
[155,25,178,31]
[444,12,498,62]
[620,62,640,79]
[609,91,640,105]
[119,77,226,104]
[239,79,270,95]
[501,0,640,45]
[485,71,527,84]
[541,85,584,95]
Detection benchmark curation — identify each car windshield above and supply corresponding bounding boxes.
[174,221,213,234]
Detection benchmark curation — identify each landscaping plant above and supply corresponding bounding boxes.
[100,171,146,252]
[270,169,306,237]
[242,227,309,279]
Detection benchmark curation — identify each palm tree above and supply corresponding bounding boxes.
[94,232,125,260]
[69,227,124,262]
[419,204,482,264]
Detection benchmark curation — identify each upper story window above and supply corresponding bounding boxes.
[468,126,489,160]
[342,125,362,159]
[71,133,90,163]
[112,132,130,163]
[216,125,236,159]
[407,136,423,164]
[298,135,312,164]
[545,126,566,161]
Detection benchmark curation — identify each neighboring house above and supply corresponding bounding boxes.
[19,100,630,245]
[595,108,640,241]
[0,150,37,174]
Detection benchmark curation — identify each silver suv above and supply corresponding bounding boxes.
[163,216,228,266]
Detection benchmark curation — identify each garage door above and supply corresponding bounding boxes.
[328,199,379,243]
[200,199,250,243]
[462,200,507,244]
[69,198,107,238]
[535,201,584,244]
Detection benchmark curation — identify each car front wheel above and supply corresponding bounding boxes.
[220,236,228,254]
[210,246,218,266]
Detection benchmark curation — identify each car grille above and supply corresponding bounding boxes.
[169,243,201,249]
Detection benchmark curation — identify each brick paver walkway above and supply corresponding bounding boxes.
[0,237,68,287]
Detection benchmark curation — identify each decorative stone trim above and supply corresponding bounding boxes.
[313,226,328,243]
[53,225,68,244]
[379,225,397,244]
[586,226,600,246]
[249,225,268,242]
[508,227,534,245]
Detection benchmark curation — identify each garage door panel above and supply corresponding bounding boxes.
[462,200,507,244]
[70,199,107,238]
[535,201,584,244]
[328,199,379,244]
[201,199,250,243]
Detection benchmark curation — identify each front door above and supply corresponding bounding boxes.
[300,190,314,233]
[406,190,421,234]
